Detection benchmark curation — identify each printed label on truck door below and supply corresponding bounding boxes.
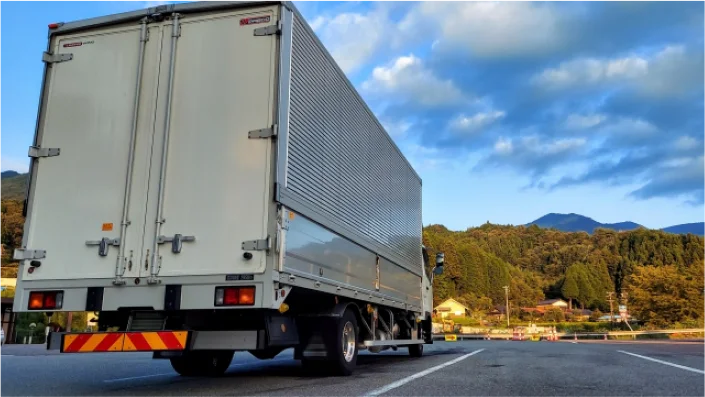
[240,16,270,25]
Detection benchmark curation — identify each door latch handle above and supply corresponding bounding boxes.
[86,238,120,257]
[157,234,195,253]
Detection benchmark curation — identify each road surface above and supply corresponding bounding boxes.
[2,340,703,396]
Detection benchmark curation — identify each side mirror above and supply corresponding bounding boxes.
[432,253,445,275]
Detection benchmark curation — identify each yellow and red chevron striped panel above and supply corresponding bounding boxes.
[63,333,125,353]
[123,331,188,351]
[61,331,187,353]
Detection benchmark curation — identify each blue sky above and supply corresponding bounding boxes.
[2,1,703,230]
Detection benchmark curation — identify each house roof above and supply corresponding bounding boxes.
[434,298,469,311]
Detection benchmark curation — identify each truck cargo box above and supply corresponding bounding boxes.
[14,1,427,317]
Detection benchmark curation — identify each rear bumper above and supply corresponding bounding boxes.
[47,330,267,353]
[14,277,273,312]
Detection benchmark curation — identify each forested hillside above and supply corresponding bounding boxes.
[2,195,703,327]
[0,172,27,201]
[423,223,704,327]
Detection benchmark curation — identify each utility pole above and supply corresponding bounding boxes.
[607,292,614,330]
[621,292,633,332]
[503,286,510,327]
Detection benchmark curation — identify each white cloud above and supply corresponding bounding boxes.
[308,16,326,31]
[493,136,586,157]
[494,137,513,155]
[309,0,401,73]
[381,118,413,139]
[605,118,658,135]
[533,44,702,98]
[308,9,391,74]
[564,114,607,130]
[661,157,694,168]
[450,111,506,133]
[522,136,587,155]
[533,55,648,89]
[637,45,703,98]
[363,54,465,107]
[399,2,565,58]
[674,136,700,151]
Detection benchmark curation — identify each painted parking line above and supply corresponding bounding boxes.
[363,349,485,397]
[618,350,705,375]
[104,373,175,383]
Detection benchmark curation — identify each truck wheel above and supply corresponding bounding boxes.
[169,350,234,377]
[408,344,423,357]
[330,309,359,376]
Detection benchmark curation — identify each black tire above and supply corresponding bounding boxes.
[321,309,358,376]
[299,309,359,377]
[169,350,234,377]
[409,343,424,357]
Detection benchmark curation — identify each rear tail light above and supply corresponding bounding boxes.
[214,287,255,306]
[28,291,64,310]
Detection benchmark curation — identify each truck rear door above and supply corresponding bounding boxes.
[141,7,278,280]
[22,22,162,282]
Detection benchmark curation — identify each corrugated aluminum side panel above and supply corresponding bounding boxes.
[282,14,422,275]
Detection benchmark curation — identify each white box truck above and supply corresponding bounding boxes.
[13,1,445,376]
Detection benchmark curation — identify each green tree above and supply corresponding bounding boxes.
[561,267,580,310]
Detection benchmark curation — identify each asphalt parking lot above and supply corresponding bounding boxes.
[2,340,703,396]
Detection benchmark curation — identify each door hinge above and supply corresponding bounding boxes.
[254,21,281,36]
[248,124,278,139]
[28,146,60,158]
[42,52,73,64]
[86,238,120,257]
[157,234,195,254]
[13,249,46,261]
[242,236,271,251]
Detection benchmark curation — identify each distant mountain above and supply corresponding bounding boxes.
[661,223,705,236]
[527,213,703,236]
[1,172,28,201]
[1,171,20,179]
[527,213,639,233]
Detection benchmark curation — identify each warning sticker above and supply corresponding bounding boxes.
[240,15,271,26]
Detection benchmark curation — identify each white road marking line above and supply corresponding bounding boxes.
[104,373,175,383]
[618,350,705,375]
[363,349,485,397]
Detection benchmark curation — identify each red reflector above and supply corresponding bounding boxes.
[223,288,239,305]
[48,23,60,29]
